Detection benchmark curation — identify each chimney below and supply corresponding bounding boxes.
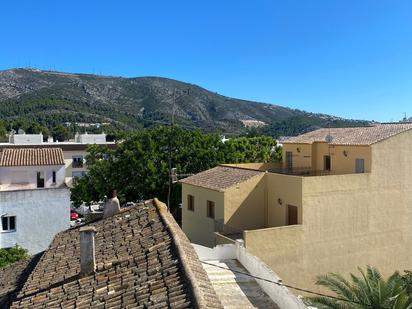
[79,226,96,276]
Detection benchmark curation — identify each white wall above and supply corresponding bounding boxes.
[75,133,106,144]
[9,134,43,144]
[193,241,307,309]
[0,188,70,254]
[0,165,65,190]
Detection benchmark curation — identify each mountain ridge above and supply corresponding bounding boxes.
[0,68,370,136]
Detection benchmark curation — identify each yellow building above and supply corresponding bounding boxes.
[181,123,412,293]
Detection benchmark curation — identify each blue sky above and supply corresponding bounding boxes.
[0,0,411,122]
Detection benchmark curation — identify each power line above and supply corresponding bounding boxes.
[200,260,368,306]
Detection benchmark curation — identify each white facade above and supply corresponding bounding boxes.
[75,133,107,144]
[0,188,70,254]
[0,165,65,191]
[1,133,115,187]
[9,133,43,144]
[0,161,69,254]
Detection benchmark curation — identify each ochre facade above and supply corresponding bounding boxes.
[182,128,412,293]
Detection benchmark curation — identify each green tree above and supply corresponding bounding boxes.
[223,136,280,162]
[401,271,412,299]
[71,126,280,213]
[306,266,412,309]
[0,245,29,268]
[51,125,70,141]
[0,121,7,142]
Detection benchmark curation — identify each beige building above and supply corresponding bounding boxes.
[181,123,412,293]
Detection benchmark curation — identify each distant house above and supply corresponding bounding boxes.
[181,123,412,293]
[0,148,70,254]
[1,132,116,187]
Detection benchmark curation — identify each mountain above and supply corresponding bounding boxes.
[0,68,370,136]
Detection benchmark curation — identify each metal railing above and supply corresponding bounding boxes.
[268,166,334,176]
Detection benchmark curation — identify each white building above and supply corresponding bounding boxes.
[74,132,107,144]
[1,132,116,187]
[0,148,70,254]
[9,132,43,144]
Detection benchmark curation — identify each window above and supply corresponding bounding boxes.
[72,171,85,178]
[187,195,195,211]
[356,159,365,173]
[36,171,45,188]
[324,155,331,171]
[72,155,84,168]
[52,171,57,184]
[207,200,215,219]
[286,151,293,170]
[2,216,16,232]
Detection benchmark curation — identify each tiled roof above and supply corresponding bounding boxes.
[0,254,42,308]
[180,166,264,191]
[0,148,65,167]
[0,143,116,151]
[281,123,412,145]
[2,199,222,309]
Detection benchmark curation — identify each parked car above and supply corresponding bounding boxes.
[70,208,79,221]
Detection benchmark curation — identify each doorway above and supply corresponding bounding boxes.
[324,155,331,171]
[36,171,44,188]
[287,205,298,225]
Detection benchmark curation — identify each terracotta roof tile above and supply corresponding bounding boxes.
[0,148,65,166]
[281,123,412,145]
[180,166,264,191]
[1,200,222,309]
[0,254,42,308]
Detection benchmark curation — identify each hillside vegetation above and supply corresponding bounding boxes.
[0,68,370,137]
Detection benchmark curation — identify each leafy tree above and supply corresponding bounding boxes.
[306,266,412,309]
[0,245,29,268]
[401,270,412,298]
[51,125,70,141]
[223,136,281,162]
[71,126,280,213]
[0,121,7,142]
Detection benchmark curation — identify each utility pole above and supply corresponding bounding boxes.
[167,90,176,211]
[167,88,189,211]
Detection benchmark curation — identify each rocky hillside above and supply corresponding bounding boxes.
[0,68,369,136]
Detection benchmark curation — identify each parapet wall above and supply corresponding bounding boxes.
[193,241,306,309]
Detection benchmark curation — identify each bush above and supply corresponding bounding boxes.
[0,245,29,268]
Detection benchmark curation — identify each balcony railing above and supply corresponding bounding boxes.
[268,166,334,176]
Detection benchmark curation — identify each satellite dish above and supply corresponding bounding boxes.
[325,134,333,143]
[18,129,25,135]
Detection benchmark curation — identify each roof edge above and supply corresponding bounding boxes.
[180,165,265,192]
[179,181,225,193]
[370,126,412,146]
[153,198,223,309]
